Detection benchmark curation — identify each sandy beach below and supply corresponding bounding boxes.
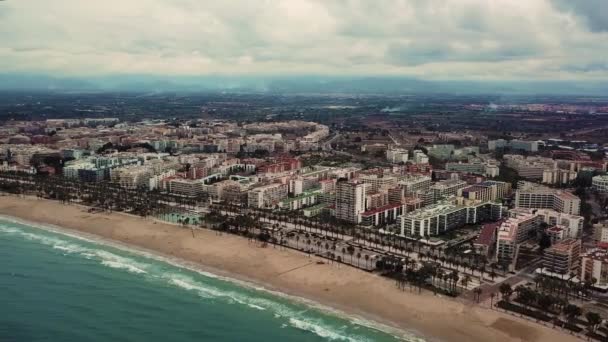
[0,196,580,342]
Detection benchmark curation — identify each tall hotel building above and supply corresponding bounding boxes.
[336,179,367,224]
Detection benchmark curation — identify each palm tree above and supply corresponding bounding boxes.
[499,283,513,302]
[356,252,362,267]
[585,311,602,333]
[562,304,582,327]
[473,287,483,303]
[462,274,472,290]
[364,254,370,269]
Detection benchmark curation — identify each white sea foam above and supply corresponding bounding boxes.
[0,215,422,342]
[289,317,368,342]
[101,260,147,274]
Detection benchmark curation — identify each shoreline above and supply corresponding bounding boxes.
[0,213,414,341]
[0,196,580,342]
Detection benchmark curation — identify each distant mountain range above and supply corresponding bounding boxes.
[0,73,607,96]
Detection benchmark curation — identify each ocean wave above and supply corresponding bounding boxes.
[0,222,151,276]
[289,317,368,342]
[0,217,420,341]
[101,260,148,274]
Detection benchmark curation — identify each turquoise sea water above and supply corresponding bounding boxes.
[0,217,424,342]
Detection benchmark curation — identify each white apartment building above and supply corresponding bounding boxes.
[592,175,608,193]
[504,155,555,179]
[515,182,580,215]
[335,180,367,224]
[399,200,504,237]
[386,148,409,163]
[168,178,206,197]
[581,249,608,289]
[360,174,397,193]
[593,221,608,244]
[542,168,577,185]
[496,212,542,270]
[247,183,289,209]
[535,209,583,239]
[411,150,429,164]
[110,166,152,189]
[397,175,432,196]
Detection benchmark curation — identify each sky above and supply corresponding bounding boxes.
[0,0,607,81]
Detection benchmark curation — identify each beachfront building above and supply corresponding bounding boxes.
[278,189,321,211]
[399,200,503,237]
[168,178,206,197]
[542,238,581,275]
[335,179,367,224]
[514,181,580,215]
[581,248,608,290]
[592,175,608,193]
[496,211,542,270]
[360,203,405,227]
[110,165,153,189]
[247,183,289,209]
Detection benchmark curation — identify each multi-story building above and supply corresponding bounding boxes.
[397,174,432,196]
[335,179,367,224]
[360,174,397,193]
[504,155,555,179]
[593,221,608,244]
[168,178,206,197]
[360,203,405,227]
[278,189,320,211]
[426,179,467,204]
[535,209,583,239]
[386,148,409,163]
[581,248,608,289]
[410,150,429,164]
[247,183,289,209]
[399,200,503,237]
[458,181,511,203]
[489,139,539,152]
[542,168,577,185]
[592,175,608,193]
[514,181,580,215]
[542,239,581,275]
[110,165,152,189]
[496,211,542,270]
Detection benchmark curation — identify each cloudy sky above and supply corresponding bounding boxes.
[0,0,607,80]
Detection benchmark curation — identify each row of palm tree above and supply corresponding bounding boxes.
[498,283,605,336]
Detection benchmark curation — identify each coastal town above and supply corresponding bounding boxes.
[1,97,608,340]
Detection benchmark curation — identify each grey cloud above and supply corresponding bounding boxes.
[0,0,607,80]
[551,0,608,32]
